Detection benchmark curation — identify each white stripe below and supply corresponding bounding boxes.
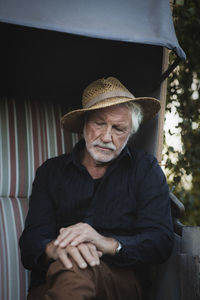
[58,107,66,154]
[1,198,18,300]
[44,103,51,159]
[41,103,47,162]
[73,133,79,146]
[8,198,20,300]
[0,98,8,196]
[51,104,58,157]
[12,99,19,197]
[0,197,8,299]
[36,103,43,166]
[25,270,30,296]
[25,101,32,197]
[28,100,35,182]
[2,201,11,300]
[12,100,18,196]
[25,100,35,197]
[5,99,11,197]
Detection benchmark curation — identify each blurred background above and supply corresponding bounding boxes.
[163,0,200,225]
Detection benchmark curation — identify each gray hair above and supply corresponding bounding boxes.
[123,102,143,135]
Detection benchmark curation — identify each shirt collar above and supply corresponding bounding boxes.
[64,139,85,170]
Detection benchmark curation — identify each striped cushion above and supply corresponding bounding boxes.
[0,98,80,198]
[0,197,29,300]
[0,98,80,300]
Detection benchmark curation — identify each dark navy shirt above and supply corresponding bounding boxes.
[19,139,174,287]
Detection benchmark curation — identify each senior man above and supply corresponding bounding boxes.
[19,77,173,300]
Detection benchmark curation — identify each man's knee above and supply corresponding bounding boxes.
[45,259,96,300]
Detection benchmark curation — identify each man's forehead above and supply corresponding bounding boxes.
[88,104,131,120]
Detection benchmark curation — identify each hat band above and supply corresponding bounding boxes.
[84,90,135,108]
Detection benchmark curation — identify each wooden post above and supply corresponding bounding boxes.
[156,48,169,164]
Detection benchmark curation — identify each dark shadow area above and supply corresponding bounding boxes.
[0,21,163,154]
[1,22,162,101]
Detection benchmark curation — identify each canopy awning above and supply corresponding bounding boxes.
[0,0,186,60]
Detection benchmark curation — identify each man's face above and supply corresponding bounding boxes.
[83,105,132,164]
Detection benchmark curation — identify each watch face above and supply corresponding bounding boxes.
[116,241,122,253]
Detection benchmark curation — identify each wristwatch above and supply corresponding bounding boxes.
[115,241,122,254]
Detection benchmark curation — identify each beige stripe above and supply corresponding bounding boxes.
[84,90,134,108]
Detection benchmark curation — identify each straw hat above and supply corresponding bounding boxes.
[61,77,160,133]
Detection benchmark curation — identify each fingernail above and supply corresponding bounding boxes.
[67,264,72,269]
[90,261,96,266]
[60,242,65,247]
[80,263,87,268]
[54,240,58,246]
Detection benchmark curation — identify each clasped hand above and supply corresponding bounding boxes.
[45,222,117,270]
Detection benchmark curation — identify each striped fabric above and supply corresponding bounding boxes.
[0,98,80,198]
[0,197,29,300]
[0,98,80,300]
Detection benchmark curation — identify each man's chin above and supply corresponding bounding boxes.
[91,153,115,164]
[94,156,113,164]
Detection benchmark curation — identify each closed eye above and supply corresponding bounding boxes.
[95,121,105,126]
[113,126,124,132]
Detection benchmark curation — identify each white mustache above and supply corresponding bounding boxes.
[92,140,116,151]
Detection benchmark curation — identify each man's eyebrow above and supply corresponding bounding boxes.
[114,121,129,126]
[93,115,104,120]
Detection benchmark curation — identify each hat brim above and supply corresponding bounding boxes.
[61,96,161,133]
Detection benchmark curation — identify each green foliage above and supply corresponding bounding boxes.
[165,0,200,225]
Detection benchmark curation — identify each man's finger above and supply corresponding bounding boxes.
[70,234,88,246]
[59,233,81,248]
[55,230,79,247]
[55,226,75,245]
[54,228,71,245]
[97,250,103,257]
[67,245,87,269]
[78,243,99,266]
[87,243,100,264]
[57,250,73,269]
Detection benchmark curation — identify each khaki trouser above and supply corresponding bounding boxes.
[27,259,143,300]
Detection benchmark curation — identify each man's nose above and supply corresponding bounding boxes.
[101,127,112,142]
